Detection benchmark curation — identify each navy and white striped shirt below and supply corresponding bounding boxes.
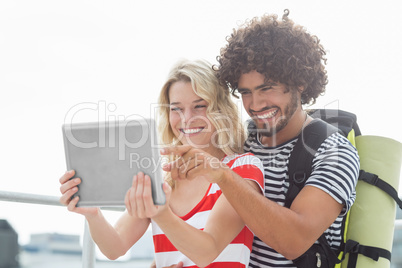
[244,130,359,268]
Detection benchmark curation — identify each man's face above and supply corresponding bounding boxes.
[237,70,300,137]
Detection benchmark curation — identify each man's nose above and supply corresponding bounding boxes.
[250,92,266,112]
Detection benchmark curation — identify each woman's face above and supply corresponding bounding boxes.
[168,81,216,149]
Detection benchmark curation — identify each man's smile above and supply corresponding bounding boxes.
[252,108,278,120]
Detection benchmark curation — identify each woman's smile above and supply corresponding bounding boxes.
[180,127,205,135]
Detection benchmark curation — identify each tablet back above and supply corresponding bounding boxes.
[62,119,165,207]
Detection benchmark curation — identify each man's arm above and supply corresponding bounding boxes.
[161,145,346,260]
[218,168,342,260]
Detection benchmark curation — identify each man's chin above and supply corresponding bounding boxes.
[257,129,275,138]
[255,121,287,138]
[255,122,275,137]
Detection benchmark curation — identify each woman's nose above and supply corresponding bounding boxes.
[183,108,194,123]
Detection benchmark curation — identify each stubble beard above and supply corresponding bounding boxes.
[257,90,299,138]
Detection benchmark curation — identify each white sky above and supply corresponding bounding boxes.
[0,0,401,245]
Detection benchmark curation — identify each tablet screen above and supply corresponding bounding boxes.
[62,118,165,207]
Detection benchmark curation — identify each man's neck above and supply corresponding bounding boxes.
[259,110,311,147]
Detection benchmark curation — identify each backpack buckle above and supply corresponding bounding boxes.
[351,242,360,254]
[293,171,307,184]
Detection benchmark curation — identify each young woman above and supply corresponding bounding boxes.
[59,59,264,268]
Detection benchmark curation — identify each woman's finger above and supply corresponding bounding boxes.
[125,188,132,216]
[129,175,138,215]
[59,177,81,195]
[67,196,79,212]
[142,175,156,215]
[135,173,146,218]
[59,170,75,184]
[59,186,79,205]
[163,182,172,202]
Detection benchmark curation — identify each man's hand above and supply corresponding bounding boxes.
[160,145,229,183]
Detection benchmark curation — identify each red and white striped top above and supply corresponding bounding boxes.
[151,153,265,268]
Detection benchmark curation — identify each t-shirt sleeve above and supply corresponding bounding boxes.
[306,133,359,216]
[227,153,265,194]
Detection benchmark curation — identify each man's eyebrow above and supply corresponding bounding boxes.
[256,82,277,89]
[237,82,277,92]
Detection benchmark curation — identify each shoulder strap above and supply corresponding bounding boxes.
[285,119,339,208]
[308,109,361,137]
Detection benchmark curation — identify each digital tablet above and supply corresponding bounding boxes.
[62,118,166,207]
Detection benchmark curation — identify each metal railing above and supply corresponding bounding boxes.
[0,190,101,268]
[1,190,402,268]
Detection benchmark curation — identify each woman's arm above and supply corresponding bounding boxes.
[130,172,262,267]
[85,209,150,260]
[154,192,245,266]
[59,170,150,260]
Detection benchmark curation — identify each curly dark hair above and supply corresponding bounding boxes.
[215,10,328,105]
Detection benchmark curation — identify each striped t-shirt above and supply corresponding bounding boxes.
[244,130,359,268]
[152,153,265,268]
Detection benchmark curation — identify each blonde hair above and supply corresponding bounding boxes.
[157,59,246,186]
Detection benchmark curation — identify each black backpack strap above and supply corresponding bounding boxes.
[343,240,391,268]
[285,119,339,208]
[308,109,361,137]
[286,110,397,268]
[359,170,402,209]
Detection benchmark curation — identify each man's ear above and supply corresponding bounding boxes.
[298,86,305,93]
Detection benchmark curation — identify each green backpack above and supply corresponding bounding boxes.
[286,109,402,268]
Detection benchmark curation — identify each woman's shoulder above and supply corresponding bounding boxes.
[222,153,265,192]
[222,152,262,167]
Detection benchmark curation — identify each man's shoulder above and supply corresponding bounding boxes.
[319,132,358,154]
[312,132,360,173]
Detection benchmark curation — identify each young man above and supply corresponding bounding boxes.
[162,10,359,267]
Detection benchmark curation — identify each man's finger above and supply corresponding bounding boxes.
[160,145,193,156]
[162,163,172,172]
[162,157,187,177]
